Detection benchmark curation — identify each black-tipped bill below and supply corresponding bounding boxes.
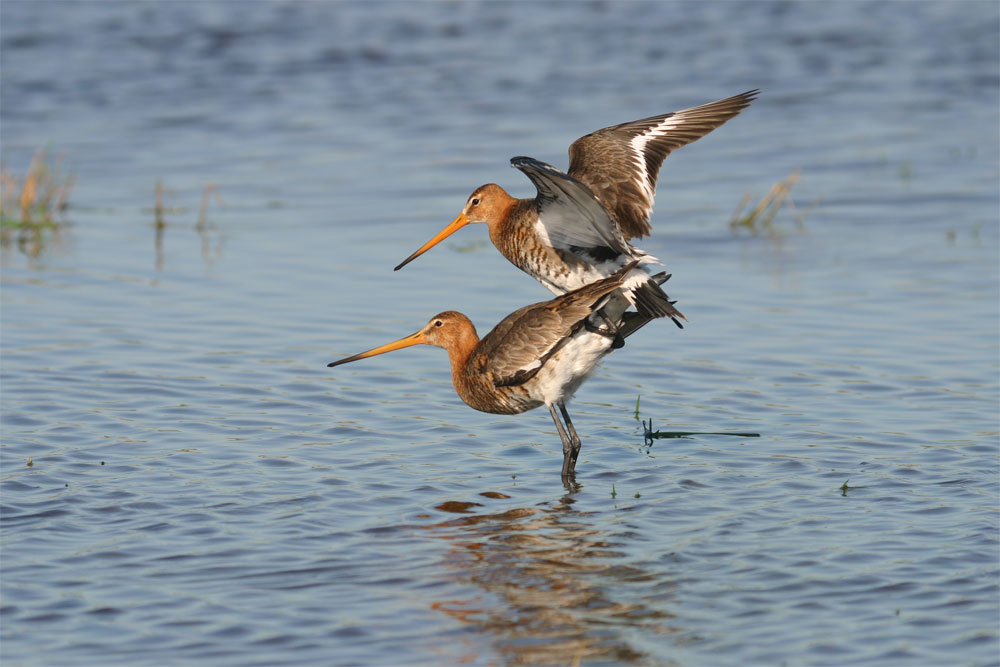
[327,331,425,368]
[393,213,469,271]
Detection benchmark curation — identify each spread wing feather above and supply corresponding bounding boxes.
[568,90,758,239]
[511,156,631,256]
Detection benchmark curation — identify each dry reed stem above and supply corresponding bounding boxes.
[1,149,74,227]
[729,172,802,236]
[196,183,224,229]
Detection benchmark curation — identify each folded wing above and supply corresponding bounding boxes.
[479,265,635,387]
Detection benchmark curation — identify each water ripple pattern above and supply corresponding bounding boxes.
[2,2,998,665]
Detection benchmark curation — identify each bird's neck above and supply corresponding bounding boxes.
[491,199,561,286]
[444,327,480,396]
[488,198,532,256]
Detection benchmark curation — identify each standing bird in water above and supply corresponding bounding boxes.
[327,265,639,478]
[394,90,758,328]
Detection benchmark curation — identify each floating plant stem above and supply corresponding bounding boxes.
[729,171,807,237]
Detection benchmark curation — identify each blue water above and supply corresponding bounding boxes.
[2,2,998,665]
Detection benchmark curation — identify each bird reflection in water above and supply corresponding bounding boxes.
[424,489,679,664]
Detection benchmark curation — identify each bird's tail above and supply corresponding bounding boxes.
[625,270,686,328]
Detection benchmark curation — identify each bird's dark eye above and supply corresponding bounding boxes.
[471,198,480,206]
[434,320,443,327]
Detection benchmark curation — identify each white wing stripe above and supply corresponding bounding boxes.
[626,108,729,211]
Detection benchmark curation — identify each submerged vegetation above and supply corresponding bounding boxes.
[1,150,75,256]
[0,149,75,226]
[729,171,810,237]
[0,151,225,265]
[150,180,223,229]
[149,181,225,269]
[638,414,760,444]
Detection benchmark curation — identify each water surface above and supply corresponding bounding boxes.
[2,2,998,665]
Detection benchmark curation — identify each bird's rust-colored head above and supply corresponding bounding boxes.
[327,311,477,368]
[393,184,516,271]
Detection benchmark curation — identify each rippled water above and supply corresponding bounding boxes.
[2,2,998,665]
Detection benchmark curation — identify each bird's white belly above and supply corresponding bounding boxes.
[529,330,613,405]
[527,256,626,295]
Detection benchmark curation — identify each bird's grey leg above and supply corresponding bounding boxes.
[617,311,653,340]
[583,308,619,335]
[597,308,618,333]
[584,309,626,349]
[549,403,576,477]
[558,401,582,473]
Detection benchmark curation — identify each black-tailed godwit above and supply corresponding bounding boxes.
[394,90,758,328]
[328,264,640,477]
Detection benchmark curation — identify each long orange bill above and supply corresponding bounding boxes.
[327,331,425,368]
[393,213,469,271]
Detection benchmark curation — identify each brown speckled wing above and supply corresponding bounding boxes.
[568,90,759,240]
[480,265,636,387]
[486,305,579,388]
